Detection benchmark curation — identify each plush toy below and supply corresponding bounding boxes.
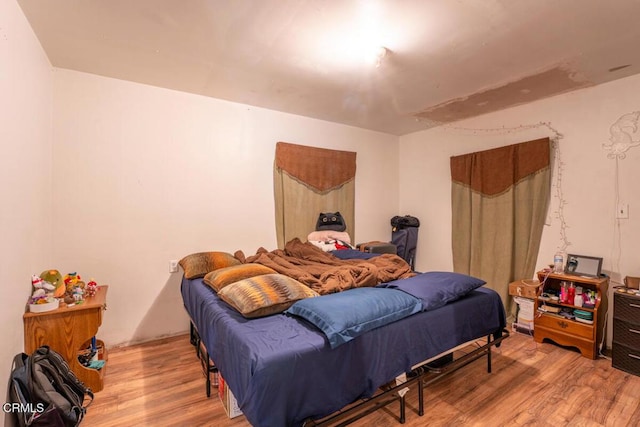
[64,272,82,293]
[31,275,43,289]
[72,286,84,302]
[85,279,98,297]
[40,269,65,298]
[32,275,56,292]
[29,274,56,306]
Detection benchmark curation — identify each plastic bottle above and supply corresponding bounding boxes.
[553,251,564,274]
[574,286,583,307]
[574,293,583,308]
[568,282,576,305]
[560,281,568,303]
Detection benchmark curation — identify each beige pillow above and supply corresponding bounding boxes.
[204,263,277,292]
[179,252,241,279]
[218,274,319,318]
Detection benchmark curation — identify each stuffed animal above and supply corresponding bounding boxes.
[30,274,56,306]
[85,280,98,297]
[64,272,81,292]
[32,275,56,292]
[31,275,43,289]
[40,269,65,298]
[72,286,84,302]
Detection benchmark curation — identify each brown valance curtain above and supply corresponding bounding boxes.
[451,137,551,307]
[274,142,356,248]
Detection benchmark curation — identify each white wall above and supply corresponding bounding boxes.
[9,0,638,381]
[399,73,640,346]
[0,0,53,418]
[52,69,400,347]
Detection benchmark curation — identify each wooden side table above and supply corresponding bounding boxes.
[533,272,608,359]
[23,286,108,392]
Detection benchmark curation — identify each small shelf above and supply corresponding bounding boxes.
[533,272,608,359]
[537,299,596,312]
[536,311,594,324]
[78,338,108,371]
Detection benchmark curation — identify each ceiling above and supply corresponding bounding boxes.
[17,0,640,135]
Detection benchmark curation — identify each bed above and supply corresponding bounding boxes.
[180,245,507,427]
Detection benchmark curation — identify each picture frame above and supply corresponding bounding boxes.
[565,254,603,278]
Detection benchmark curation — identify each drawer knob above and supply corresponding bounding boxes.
[557,320,569,329]
[630,328,640,335]
[630,303,640,308]
[629,353,640,361]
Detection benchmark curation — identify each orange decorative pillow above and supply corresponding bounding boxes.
[179,252,241,279]
[204,263,277,292]
[218,274,319,318]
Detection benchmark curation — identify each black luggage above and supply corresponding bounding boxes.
[391,215,420,270]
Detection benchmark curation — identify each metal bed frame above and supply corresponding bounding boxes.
[188,320,509,425]
[190,322,218,397]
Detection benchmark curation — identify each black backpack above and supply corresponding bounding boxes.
[390,215,420,270]
[9,346,94,427]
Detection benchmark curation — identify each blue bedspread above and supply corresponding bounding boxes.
[329,248,379,260]
[181,276,506,427]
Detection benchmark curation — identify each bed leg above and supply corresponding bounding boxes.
[418,375,424,416]
[191,322,202,360]
[207,351,216,397]
[399,394,406,424]
[190,322,197,347]
[487,334,492,374]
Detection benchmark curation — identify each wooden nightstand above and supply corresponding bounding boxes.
[23,286,108,392]
[533,272,608,359]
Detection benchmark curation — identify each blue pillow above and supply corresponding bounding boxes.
[378,271,486,311]
[285,287,422,349]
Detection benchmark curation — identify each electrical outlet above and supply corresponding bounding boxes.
[169,260,179,273]
[617,203,629,219]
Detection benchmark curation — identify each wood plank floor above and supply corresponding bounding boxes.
[83,331,640,426]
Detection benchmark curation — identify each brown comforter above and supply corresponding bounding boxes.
[238,238,415,295]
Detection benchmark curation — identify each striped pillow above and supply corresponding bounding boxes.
[179,252,241,279]
[204,263,277,292]
[218,274,319,318]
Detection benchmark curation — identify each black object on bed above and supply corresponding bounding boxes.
[181,270,507,426]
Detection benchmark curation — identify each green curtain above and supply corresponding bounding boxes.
[450,138,551,313]
[274,142,356,249]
